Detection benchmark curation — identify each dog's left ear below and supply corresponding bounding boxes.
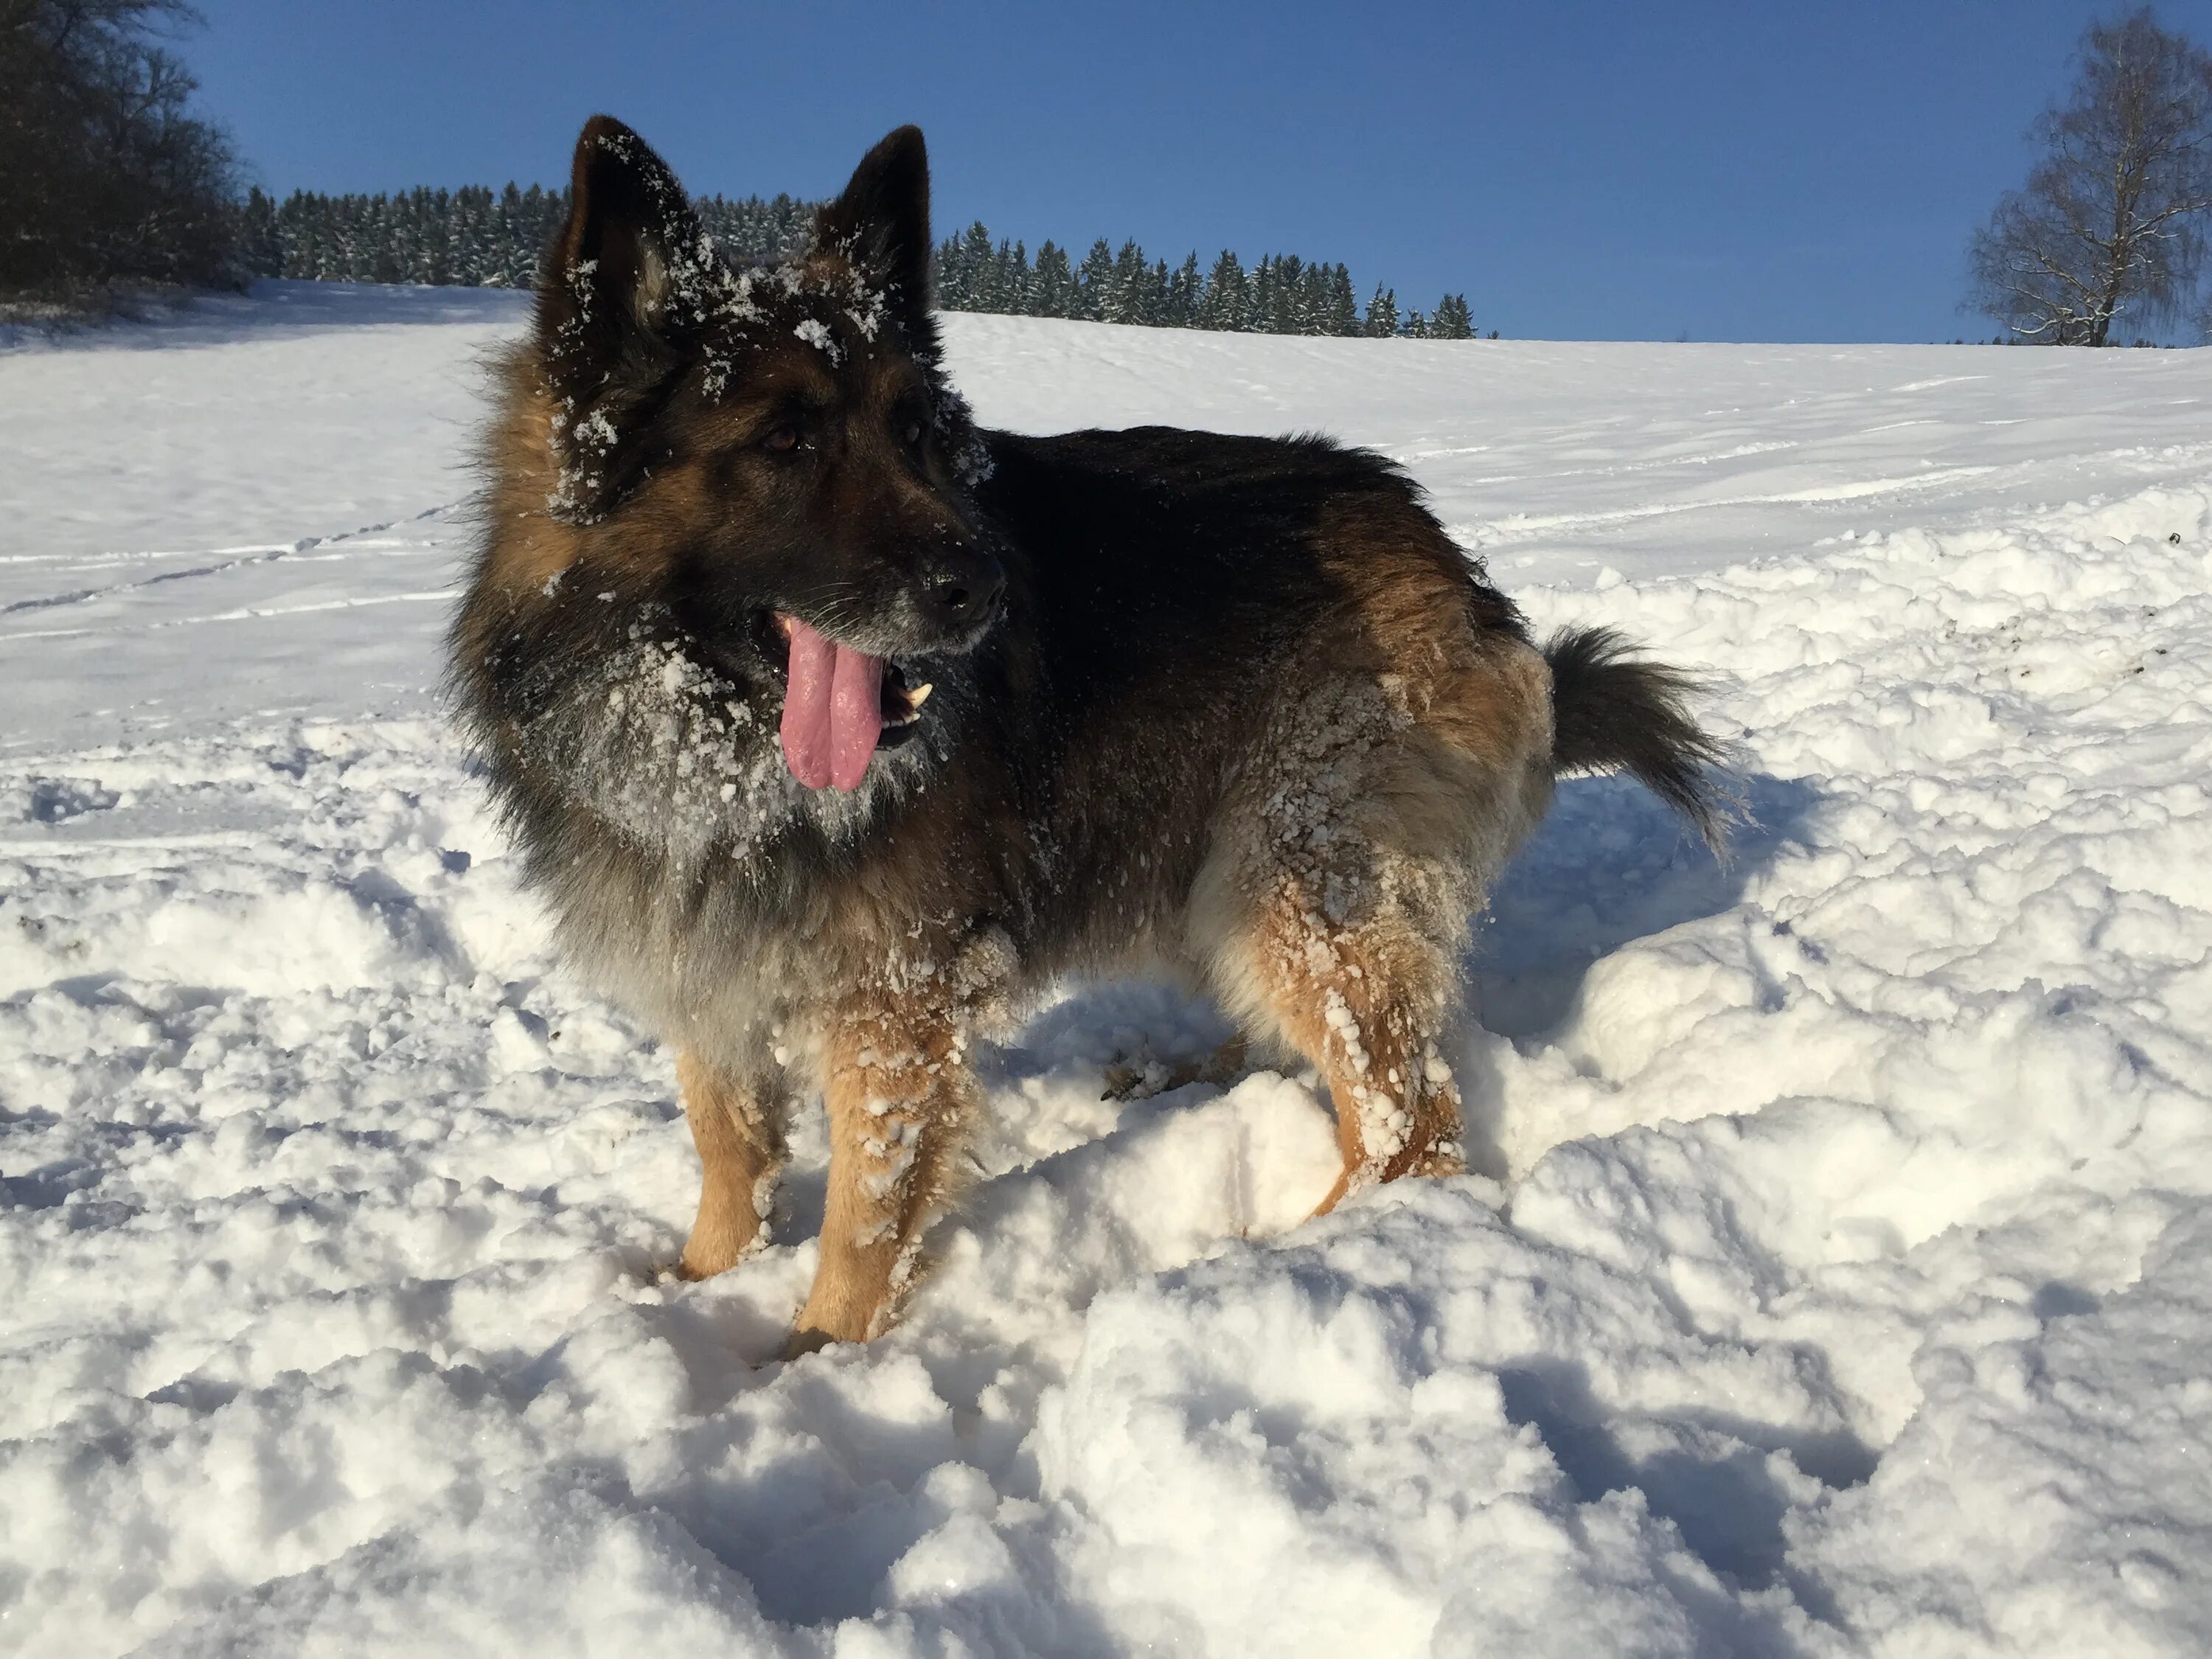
[815,125,933,338]
[534,116,707,519]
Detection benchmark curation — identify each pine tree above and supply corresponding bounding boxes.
[1075,238,1116,321]
[1097,240,1144,323]
[1032,240,1079,317]
[1324,264,1360,335]
[1293,259,1329,333]
[504,185,547,287]
[1430,293,1474,338]
[239,187,282,278]
[274,190,309,278]
[1201,250,1248,330]
[422,189,456,285]
[1265,257,1288,331]
[448,187,481,284]
[330,197,362,282]
[1364,284,1399,338]
[932,223,974,310]
[1252,254,1314,335]
[995,239,1032,314]
[373,195,405,285]
[961,221,998,311]
[1164,252,1202,327]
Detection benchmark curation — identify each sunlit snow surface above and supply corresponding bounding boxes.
[4,283,2210,1658]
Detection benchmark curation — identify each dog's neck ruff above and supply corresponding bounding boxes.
[518,618,931,875]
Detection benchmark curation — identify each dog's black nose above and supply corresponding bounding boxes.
[921,550,1006,624]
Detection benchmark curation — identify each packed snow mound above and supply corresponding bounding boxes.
[3,286,2211,1657]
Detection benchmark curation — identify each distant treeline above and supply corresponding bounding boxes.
[931,223,1479,337]
[233,185,808,293]
[236,185,1486,338]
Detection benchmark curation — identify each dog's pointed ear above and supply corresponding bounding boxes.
[815,125,933,337]
[534,116,704,518]
[540,115,703,353]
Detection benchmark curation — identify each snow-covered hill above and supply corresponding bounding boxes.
[3,283,2209,1658]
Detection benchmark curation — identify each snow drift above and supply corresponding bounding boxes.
[2,285,2210,1658]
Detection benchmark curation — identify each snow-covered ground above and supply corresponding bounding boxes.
[3,282,2209,1658]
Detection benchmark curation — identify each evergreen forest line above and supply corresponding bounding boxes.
[236,185,1486,338]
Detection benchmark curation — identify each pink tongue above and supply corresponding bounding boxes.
[779,616,884,792]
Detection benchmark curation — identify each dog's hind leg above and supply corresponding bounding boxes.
[1192,664,1551,1217]
[787,995,978,1353]
[1231,873,1471,1216]
[676,1051,787,1280]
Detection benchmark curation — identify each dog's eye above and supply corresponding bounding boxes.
[762,423,801,453]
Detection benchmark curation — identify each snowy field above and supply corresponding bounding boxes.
[3,282,2210,1658]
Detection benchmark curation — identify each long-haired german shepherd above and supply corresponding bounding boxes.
[452,117,1731,1354]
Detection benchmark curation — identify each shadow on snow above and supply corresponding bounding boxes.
[1470,770,1824,1039]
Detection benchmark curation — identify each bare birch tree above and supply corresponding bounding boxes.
[1968,8,2212,345]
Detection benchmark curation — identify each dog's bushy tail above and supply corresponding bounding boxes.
[1544,625,1740,852]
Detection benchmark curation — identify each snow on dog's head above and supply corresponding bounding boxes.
[463,116,1006,820]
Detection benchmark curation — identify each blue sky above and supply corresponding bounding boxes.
[189,1,2199,343]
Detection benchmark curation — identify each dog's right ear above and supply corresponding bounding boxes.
[534,116,703,517]
[538,116,702,365]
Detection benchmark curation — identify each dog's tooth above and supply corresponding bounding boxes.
[882,679,932,728]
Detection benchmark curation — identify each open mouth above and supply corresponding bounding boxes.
[755,611,933,730]
[754,608,931,790]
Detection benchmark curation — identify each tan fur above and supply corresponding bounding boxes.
[790,992,978,1353]
[465,340,867,639]
[467,371,585,610]
[675,1051,786,1279]
[1240,894,1470,1215]
[1183,588,1556,1205]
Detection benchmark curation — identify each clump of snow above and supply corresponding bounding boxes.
[545,401,619,523]
[4,285,2211,1657]
[792,317,841,364]
[524,622,777,861]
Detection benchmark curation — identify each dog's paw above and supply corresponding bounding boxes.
[1102,1035,1248,1102]
[779,1323,841,1361]
[1405,1138,1467,1181]
[1101,1055,1167,1101]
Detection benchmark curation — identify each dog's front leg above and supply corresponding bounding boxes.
[787,995,976,1354]
[675,1051,787,1281]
